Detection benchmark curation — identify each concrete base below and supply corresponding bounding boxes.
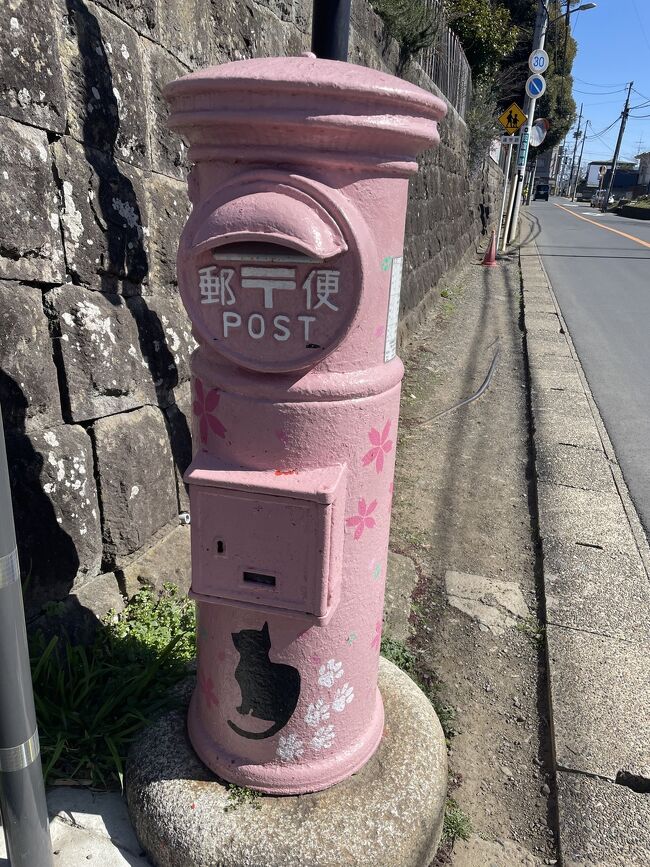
[126,657,447,867]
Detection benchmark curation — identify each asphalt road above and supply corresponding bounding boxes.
[525,198,650,536]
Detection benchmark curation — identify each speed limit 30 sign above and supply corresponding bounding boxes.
[529,49,549,73]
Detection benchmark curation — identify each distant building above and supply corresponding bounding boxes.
[637,152,650,188]
[584,160,636,188]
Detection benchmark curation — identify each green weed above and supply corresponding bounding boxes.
[30,583,196,790]
[224,785,262,812]
[380,636,457,740]
[380,635,417,674]
[515,615,545,645]
[442,797,471,845]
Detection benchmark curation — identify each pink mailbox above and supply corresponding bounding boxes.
[165,56,445,794]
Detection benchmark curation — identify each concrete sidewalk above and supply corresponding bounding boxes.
[520,225,650,866]
[0,787,150,865]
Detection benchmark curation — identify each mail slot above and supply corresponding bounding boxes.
[177,177,359,373]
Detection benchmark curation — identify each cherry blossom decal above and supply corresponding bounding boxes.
[198,672,218,708]
[362,421,393,473]
[371,620,382,650]
[193,378,226,444]
[346,498,378,540]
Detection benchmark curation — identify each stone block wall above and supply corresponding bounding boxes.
[0,0,501,614]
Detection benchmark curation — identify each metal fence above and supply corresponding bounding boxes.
[418,0,472,118]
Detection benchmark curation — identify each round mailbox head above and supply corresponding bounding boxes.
[178,177,362,373]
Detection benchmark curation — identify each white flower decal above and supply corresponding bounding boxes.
[276,733,304,762]
[305,698,330,727]
[318,659,344,688]
[332,683,354,712]
[311,724,336,751]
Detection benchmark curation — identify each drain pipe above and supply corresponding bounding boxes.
[311,0,351,61]
[0,406,53,867]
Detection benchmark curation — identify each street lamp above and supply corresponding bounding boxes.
[548,2,597,25]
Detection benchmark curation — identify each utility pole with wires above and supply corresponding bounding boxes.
[602,81,633,211]
[571,120,589,200]
[506,0,550,244]
[566,102,583,197]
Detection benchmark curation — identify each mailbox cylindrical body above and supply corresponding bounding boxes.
[165,57,445,794]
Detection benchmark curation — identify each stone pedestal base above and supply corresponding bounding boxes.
[126,658,447,867]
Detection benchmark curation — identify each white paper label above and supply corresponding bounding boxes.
[384,256,403,362]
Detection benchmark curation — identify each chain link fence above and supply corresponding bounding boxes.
[418,0,472,118]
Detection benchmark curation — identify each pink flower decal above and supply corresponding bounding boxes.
[346,498,377,540]
[371,621,382,650]
[362,421,393,473]
[199,672,218,708]
[193,378,226,444]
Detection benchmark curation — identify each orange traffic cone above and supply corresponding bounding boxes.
[482,229,497,267]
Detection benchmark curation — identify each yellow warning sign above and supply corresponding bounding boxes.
[499,103,527,134]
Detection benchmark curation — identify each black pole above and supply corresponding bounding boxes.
[0,406,53,867]
[311,0,351,61]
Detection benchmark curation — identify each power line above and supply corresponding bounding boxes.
[574,88,627,96]
[631,0,650,55]
[587,117,623,139]
[574,77,628,90]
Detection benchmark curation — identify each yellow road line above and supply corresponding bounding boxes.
[554,203,650,250]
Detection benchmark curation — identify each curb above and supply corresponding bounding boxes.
[519,226,650,866]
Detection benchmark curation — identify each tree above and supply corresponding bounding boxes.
[500,0,577,152]
[445,0,519,81]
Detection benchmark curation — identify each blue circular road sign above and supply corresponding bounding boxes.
[526,74,547,99]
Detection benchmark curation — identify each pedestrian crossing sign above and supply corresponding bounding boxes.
[498,103,527,134]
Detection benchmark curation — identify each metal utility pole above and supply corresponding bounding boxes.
[497,137,517,251]
[567,102,583,198]
[507,0,550,243]
[0,407,53,867]
[572,120,589,200]
[311,0,351,61]
[602,81,634,211]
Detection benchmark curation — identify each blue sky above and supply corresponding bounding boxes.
[561,0,650,164]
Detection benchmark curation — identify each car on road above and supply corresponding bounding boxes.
[534,183,550,201]
[590,190,615,208]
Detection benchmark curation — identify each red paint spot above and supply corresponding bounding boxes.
[275,469,297,476]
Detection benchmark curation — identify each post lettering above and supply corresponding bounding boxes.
[273,315,291,342]
[223,311,242,337]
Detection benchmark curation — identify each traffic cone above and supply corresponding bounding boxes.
[482,229,497,267]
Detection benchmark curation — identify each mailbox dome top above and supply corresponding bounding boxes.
[165,56,446,120]
[165,57,446,173]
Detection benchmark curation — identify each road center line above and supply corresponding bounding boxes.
[554,203,650,249]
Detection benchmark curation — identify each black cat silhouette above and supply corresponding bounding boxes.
[227,622,301,740]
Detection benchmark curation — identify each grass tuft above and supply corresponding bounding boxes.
[442,797,472,845]
[30,583,196,790]
[380,636,457,741]
[515,615,545,645]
